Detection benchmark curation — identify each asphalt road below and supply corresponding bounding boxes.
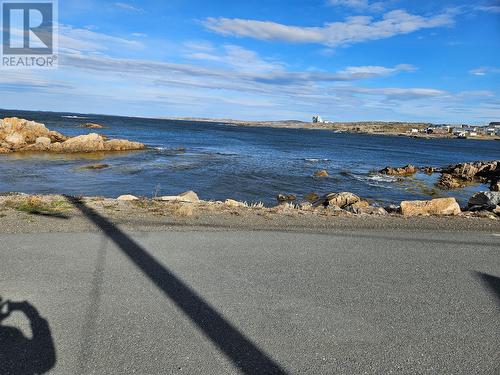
[0,227,499,374]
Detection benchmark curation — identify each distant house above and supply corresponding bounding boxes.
[410,128,419,133]
[427,127,449,134]
[452,128,466,136]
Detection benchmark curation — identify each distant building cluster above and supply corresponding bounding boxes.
[417,122,500,138]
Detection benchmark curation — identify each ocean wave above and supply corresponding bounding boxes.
[61,115,88,119]
[342,172,396,188]
[304,158,330,162]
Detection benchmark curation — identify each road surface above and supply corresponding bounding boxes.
[0,227,499,374]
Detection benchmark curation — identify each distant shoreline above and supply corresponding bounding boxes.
[170,118,500,141]
[1,108,498,141]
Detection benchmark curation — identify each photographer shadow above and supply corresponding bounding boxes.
[0,299,56,375]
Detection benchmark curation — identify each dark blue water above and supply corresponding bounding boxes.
[1,109,499,205]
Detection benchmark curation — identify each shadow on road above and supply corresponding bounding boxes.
[65,195,287,375]
[0,298,56,374]
[474,272,500,306]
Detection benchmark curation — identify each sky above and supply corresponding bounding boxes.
[1,0,499,123]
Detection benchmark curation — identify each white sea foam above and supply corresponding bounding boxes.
[304,158,329,162]
[61,115,88,119]
[367,174,396,183]
[344,172,396,188]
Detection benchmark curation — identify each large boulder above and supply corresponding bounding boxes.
[400,198,461,216]
[467,191,500,211]
[224,199,247,207]
[157,190,199,203]
[51,133,106,152]
[117,194,139,201]
[313,192,361,208]
[380,164,417,176]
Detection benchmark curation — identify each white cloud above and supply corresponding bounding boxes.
[327,0,388,12]
[474,5,500,13]
[184,43,284,73]
[336,86,449,100]
[204,9,456,47]
[114,2,144,13]
[469,67,500,76]
[58,25,144,54]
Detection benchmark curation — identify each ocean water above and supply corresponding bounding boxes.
[1,109,499,206]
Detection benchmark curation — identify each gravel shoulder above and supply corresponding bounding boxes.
[0,194,499,235]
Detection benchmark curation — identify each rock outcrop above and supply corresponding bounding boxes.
[313,170,329,177]
[380,164,417,176]
[0,117,145,153]
[79,123,106,129]
[79,164,109,170]
[400,198,461,216]
[436,160,500,189]
[437,173,467,189]
[277,194,296,203]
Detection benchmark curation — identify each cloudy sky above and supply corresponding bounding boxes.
[1,0,499,123]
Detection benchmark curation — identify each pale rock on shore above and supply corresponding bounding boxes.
[0,117,145,153]
[156,191,200,203]
[400,198,461,216]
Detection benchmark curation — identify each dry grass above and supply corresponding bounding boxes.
[4,196,72,217]
[167,202,194,217]
[131,198,165,215]
[130,198,195,217]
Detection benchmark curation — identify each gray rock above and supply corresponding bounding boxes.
[468,191,500,211]
[384,204,400,214]
[346,205,388,215]
[313,192,360,208]
[277,194,296,203]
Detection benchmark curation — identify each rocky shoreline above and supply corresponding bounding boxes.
[1,117,498,221]
[379,160,500,192]
[0,117,145,153]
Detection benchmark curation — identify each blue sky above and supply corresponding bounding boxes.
[1,0,499,123]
